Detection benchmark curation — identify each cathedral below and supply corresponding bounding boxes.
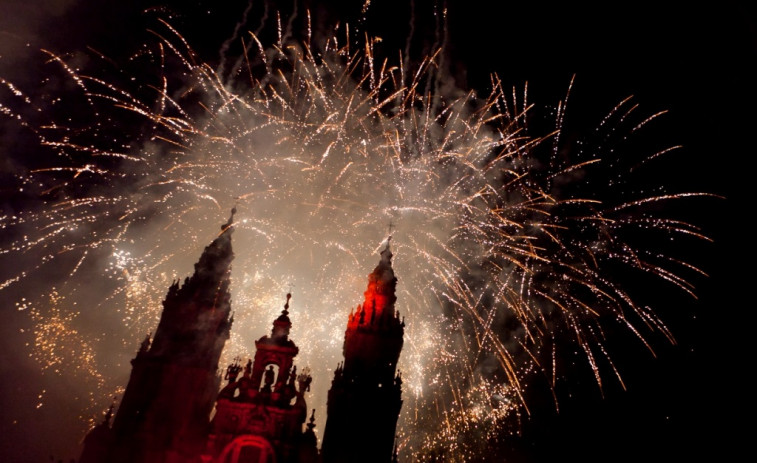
[78,209,405,463]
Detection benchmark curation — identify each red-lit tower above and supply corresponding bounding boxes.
[202,293,319,463]
[81,210,237,463]
[321,239,405,463]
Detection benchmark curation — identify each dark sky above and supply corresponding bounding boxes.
[0,1,753,462]
[448,4,753,462]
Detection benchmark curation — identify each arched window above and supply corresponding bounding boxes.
[218,435,276,463]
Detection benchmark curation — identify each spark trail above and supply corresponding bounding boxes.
[0,13,711,461]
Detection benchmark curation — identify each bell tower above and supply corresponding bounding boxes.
[203,294,319,463]
[89,209,236,463]
[321,238,405,463]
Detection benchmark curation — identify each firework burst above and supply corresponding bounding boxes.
[0,10,712,461]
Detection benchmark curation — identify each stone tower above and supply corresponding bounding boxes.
[80,210,236,463]
[321,238,405,463]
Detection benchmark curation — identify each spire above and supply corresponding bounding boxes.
[150,209,236,361]
[282,292,291,316]
[382,233,393,261]
[180,208,235,306]
[272,292,293,339]
[191,208,235,286]
[222,207,236,231]
[361,237,397,320]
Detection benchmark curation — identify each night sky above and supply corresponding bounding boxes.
[1,1,753,462]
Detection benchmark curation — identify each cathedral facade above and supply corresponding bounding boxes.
[79,211,404,463]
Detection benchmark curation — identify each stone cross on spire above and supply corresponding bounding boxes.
[222,207,236,231]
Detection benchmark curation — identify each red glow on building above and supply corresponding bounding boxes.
[78,215,404,463]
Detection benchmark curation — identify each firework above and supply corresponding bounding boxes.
[0,10,711,461]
